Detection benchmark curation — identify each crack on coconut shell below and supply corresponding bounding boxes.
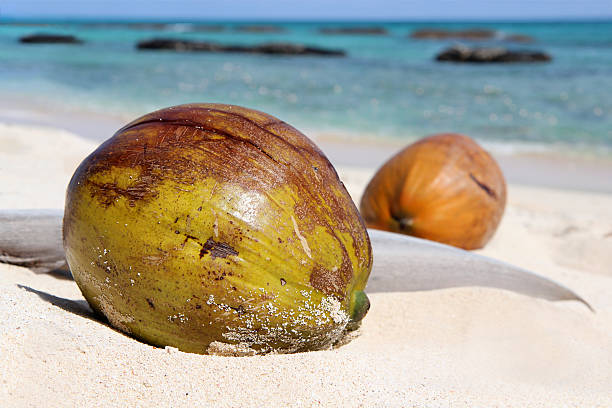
[198,237,239,260]
[469,172,497,199]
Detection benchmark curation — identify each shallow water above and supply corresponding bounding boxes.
[0,20,610,153]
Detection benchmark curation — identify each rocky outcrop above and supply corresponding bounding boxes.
[4,23,51,27]
[504,34,534,43]
[137,39,345,56]
[126,23,168,30]
[411,29,495,40]
[319,27,388,35]
[235,25,285,33]
[19,34,83,44]
[435,45,551,63]
[411,28,534,43]
[137,39,219,51]
[248,43,345,56]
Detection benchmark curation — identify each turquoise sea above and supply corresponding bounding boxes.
[0,20,611,153]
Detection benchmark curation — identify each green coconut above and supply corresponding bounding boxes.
[63,103,372,355]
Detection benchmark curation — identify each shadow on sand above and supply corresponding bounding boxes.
[17,284,104,324]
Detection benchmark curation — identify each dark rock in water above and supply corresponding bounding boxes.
[19,33,83,44]
[248,42,345,56]
[4,23,51,27]
[436,45,551,63]
[504,34,534,43]
[126,23,168,30]
[235,25,285,33]
[137,38,345,56]
[411,29,495,40]
[137,38,221,51]
[320,27,388,35]
[411,28,535,43]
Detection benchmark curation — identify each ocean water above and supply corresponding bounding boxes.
[0,20,611,153]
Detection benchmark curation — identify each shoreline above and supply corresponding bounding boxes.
[3,96,611,157]
[1,106,611,194]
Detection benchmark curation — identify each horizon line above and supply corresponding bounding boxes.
[2,15,612,23]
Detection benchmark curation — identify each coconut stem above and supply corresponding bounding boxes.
[391,214,413,233]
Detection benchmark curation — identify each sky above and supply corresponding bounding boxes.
[2,0,611,20]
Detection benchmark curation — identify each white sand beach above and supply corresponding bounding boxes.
[1,122,612,407]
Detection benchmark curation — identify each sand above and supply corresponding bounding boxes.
[2,122,612,407]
